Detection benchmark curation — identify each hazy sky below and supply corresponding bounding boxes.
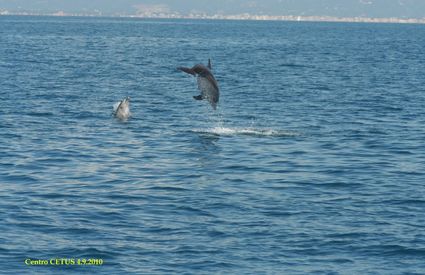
[1,0,425,18]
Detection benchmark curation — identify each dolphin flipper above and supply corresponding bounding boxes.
[207,59,212,70]
[193,95,203,100]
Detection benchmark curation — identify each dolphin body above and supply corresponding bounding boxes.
[113,96,131,120]
[177,59,219,110]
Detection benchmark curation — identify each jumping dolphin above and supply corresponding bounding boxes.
[113,96,131,120]
[177,59,219,110]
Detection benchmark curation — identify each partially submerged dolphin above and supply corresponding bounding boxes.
[177,59,219,110]
[113,96,131,120]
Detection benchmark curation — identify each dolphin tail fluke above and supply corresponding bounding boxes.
[207,59,212,69]
[193,95,203,100]
[177,67,196,76]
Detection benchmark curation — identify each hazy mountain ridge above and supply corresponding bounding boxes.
[1,0,425,19]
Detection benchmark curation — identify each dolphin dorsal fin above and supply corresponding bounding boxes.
[207,59,212,69]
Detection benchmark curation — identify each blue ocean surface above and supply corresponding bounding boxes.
[1,16,425,274]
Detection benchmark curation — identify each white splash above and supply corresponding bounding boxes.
[194,126,298,137]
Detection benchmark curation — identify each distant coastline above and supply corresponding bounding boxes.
[1,10,425,24]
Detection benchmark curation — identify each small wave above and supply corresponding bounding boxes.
[193,127,298,137]
[279,63,310,68]
[26,111,54,117]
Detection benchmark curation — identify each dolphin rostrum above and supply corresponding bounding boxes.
[177,59,219,110]
[113,96,131,120]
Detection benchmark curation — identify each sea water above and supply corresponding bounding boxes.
[1,16,425,274]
